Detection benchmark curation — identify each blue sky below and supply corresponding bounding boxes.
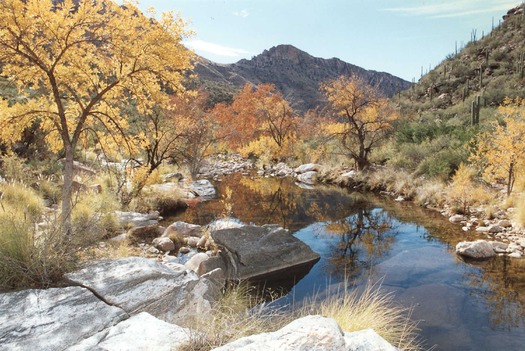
[138,0,520,81]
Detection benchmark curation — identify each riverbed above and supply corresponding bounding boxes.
[168,174,525,350]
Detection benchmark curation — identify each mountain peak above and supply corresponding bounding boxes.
[195,45,411,112]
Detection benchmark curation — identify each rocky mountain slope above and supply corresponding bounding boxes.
[395,3,525,119]
[193,44,411,112]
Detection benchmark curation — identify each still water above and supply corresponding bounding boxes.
[170,174,525,350]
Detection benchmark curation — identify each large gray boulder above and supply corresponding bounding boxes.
[456,240,496,260]
[65,257,218,327]
[210,224,320,281]
[68,312,191,351]
[0,286,127,351]
[212,315,398,351]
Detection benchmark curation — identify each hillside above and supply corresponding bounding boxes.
[395,4,525,121]
[193,44,411,112]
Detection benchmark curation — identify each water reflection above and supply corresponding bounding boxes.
[319,207,396,279]
[168,175,525,350]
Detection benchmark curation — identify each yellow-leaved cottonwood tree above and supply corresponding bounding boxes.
[470,98,525,196]
[321,75,398,170]
[0,0,193,236]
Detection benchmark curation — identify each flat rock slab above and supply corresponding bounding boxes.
[0,286,127,351]
[65,257,217,326]
[211,225,320,281]
[212,315,398,351]
[68,312,191,351]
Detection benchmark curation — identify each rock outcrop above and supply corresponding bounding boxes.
[68,312,191,351]
[0,286,127,350]
[212,315,399,351]
[65,257,219,327]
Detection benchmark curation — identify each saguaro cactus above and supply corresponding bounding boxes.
[471,95,481,125]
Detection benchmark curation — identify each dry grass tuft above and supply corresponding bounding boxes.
[299,280,424,351]
[180,282,291,351]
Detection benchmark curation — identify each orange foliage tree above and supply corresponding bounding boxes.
[321,75,398,170]
[213,83,297,161]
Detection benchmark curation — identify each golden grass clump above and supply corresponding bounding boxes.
[0,182,44,220]
[300,281,423,351]
[71,190,120,241]
[181,282,290,351]
[0,181,122,290]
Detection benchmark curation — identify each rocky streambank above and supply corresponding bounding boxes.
[196,154,525,262]
[0,216,398,351]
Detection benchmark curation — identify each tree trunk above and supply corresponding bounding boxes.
[507,162,515,197]
[62,143,74,238]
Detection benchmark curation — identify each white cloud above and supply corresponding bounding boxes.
[233,9,250,18]
[184,39,249,58]
[382,0,518,19]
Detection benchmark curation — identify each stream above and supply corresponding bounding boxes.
[168,173,525,350]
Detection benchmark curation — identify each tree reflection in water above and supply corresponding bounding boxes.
[168,174,525,333]
[321,206,397,280]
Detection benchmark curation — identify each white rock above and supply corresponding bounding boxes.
[65,257,217,327]
[191,179,216,198]
[207,218,244,232]
[68,312,191,351]
[509,252,523,258]
[296,171,318,185]
[212,315,398,351]
[294,163,321,174]
[449,214,467,223]
[185,252,209,274]
[507,243,523,254]
[0,287,127,350]
[340,170,357,178]
[456,240,496,259]
[476,226,491,232]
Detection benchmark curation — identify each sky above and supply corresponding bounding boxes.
[137,0,520,81]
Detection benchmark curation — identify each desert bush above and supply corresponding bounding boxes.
[0,182,43,220]
[71,190,120,240]
[414,180,446,207]
[0,196,69,290]
[1,154,32,183]
[129,185,186,216]
[446,163,492,214]
[0,184,120,290]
